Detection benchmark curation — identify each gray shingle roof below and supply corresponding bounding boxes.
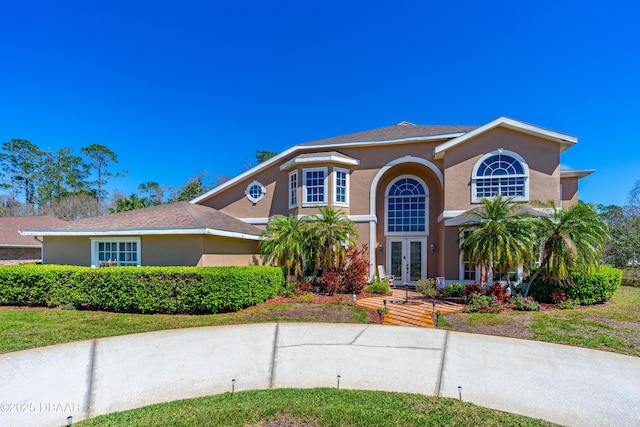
[0,216,66,246]
[23,202,262,236]
[301,122,478,146]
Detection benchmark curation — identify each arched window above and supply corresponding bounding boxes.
[386,177,428,234]
[471,150,529,203]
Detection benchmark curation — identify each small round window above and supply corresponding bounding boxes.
[245,180,266,203]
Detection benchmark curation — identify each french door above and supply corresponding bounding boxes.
[387,238,426,286]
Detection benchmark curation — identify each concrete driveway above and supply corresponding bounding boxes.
[1,323,639,427]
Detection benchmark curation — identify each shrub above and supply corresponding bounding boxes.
[487,283,508,301]
[416,278,437,295]
[442,282,465,298]
[278,282,296,297]
[294,292,315,303]
[294,281,313,296]
[463,283,483,297]
[558,299,578,310]
[340,244,370,294]
[511,295,540,311]
[550,290,567,304]
[367,279,390,295]
[0,265,283,314]
[320,270,341,295]
[621,267,640,286]
[529,265,623,305]
[465,293,502,313]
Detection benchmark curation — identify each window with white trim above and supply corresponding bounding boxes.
[303,167,328,206]
[386,176,428,234]
[245,180,266,203]
[288,171,298,208]
[334,168,349,206]
[459,230,479,281]
[91,237,140,267]
[471,150,529,203]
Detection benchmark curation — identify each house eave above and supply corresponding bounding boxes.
[560,169,595,179]
[191,133,462,205]
[20,228,262,241]
[279,154,360,171]
[433,117,578,160]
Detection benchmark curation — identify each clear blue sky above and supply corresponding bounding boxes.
[1,0,639,206]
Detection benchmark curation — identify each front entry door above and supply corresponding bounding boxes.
[388,238,426,286]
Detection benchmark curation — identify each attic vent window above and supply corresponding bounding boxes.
[245,180,266,203]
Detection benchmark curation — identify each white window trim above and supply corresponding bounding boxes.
[245,180,266,203]
[471,149,530,203]
[90,237,141,268]
[458,230,480,283]
[302,167,328,207]
[288,170,298,209]
[333,167,350,207]
[384,174,430,236]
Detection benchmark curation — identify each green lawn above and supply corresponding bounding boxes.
[77,388,558,427]
[0,303,369,354]
[442,285,640,357]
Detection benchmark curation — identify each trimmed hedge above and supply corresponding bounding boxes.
[0,265,283,314]
[529,265,623,305]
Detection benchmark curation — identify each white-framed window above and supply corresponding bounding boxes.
[288,171,298,209]
[471,149,529,203]
[333,167,349,206]
[91,237,141,268]
[385,175,429,235]
[458,230,480,282]
[302,167,328,206]
[245,180,266,203]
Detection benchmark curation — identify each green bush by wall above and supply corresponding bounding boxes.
[0,265,283,314]
[529,265,623,305]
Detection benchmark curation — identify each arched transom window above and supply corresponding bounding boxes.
[386,177,428,234]
[471,150,529,203]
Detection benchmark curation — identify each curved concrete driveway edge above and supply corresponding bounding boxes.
[1,323,639,427]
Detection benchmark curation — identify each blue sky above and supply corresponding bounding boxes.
[1,0,639,206]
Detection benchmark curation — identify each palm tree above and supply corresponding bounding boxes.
[260,213,308,281]
[459,195,538,286]
[522,201,609,296]
[307,206,358,274]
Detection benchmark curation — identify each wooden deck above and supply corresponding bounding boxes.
[356,290,464,328]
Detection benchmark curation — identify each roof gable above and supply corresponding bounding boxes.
[191,121,477,204]
[433,117,577,160]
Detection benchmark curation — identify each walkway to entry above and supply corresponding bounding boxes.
[356,288,464,327]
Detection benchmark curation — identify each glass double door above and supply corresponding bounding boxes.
[388,238,426,286]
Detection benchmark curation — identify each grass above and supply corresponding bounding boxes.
[0,302,369,354]
[442,285,640,357]
[77,388,558,427]
[2,286,639,357]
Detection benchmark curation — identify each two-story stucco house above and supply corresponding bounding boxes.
[22,117,593,284]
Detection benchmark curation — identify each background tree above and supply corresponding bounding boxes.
[108,192,154,213]
[0,139,43,207]
[596,181,640,268]
[255,150,278,163]
[40,193,101,220]
[169,173,212,202]
[459,195,538,285]
[138,182,165,205]
[37,147,91,205]
[81,144,126,210]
